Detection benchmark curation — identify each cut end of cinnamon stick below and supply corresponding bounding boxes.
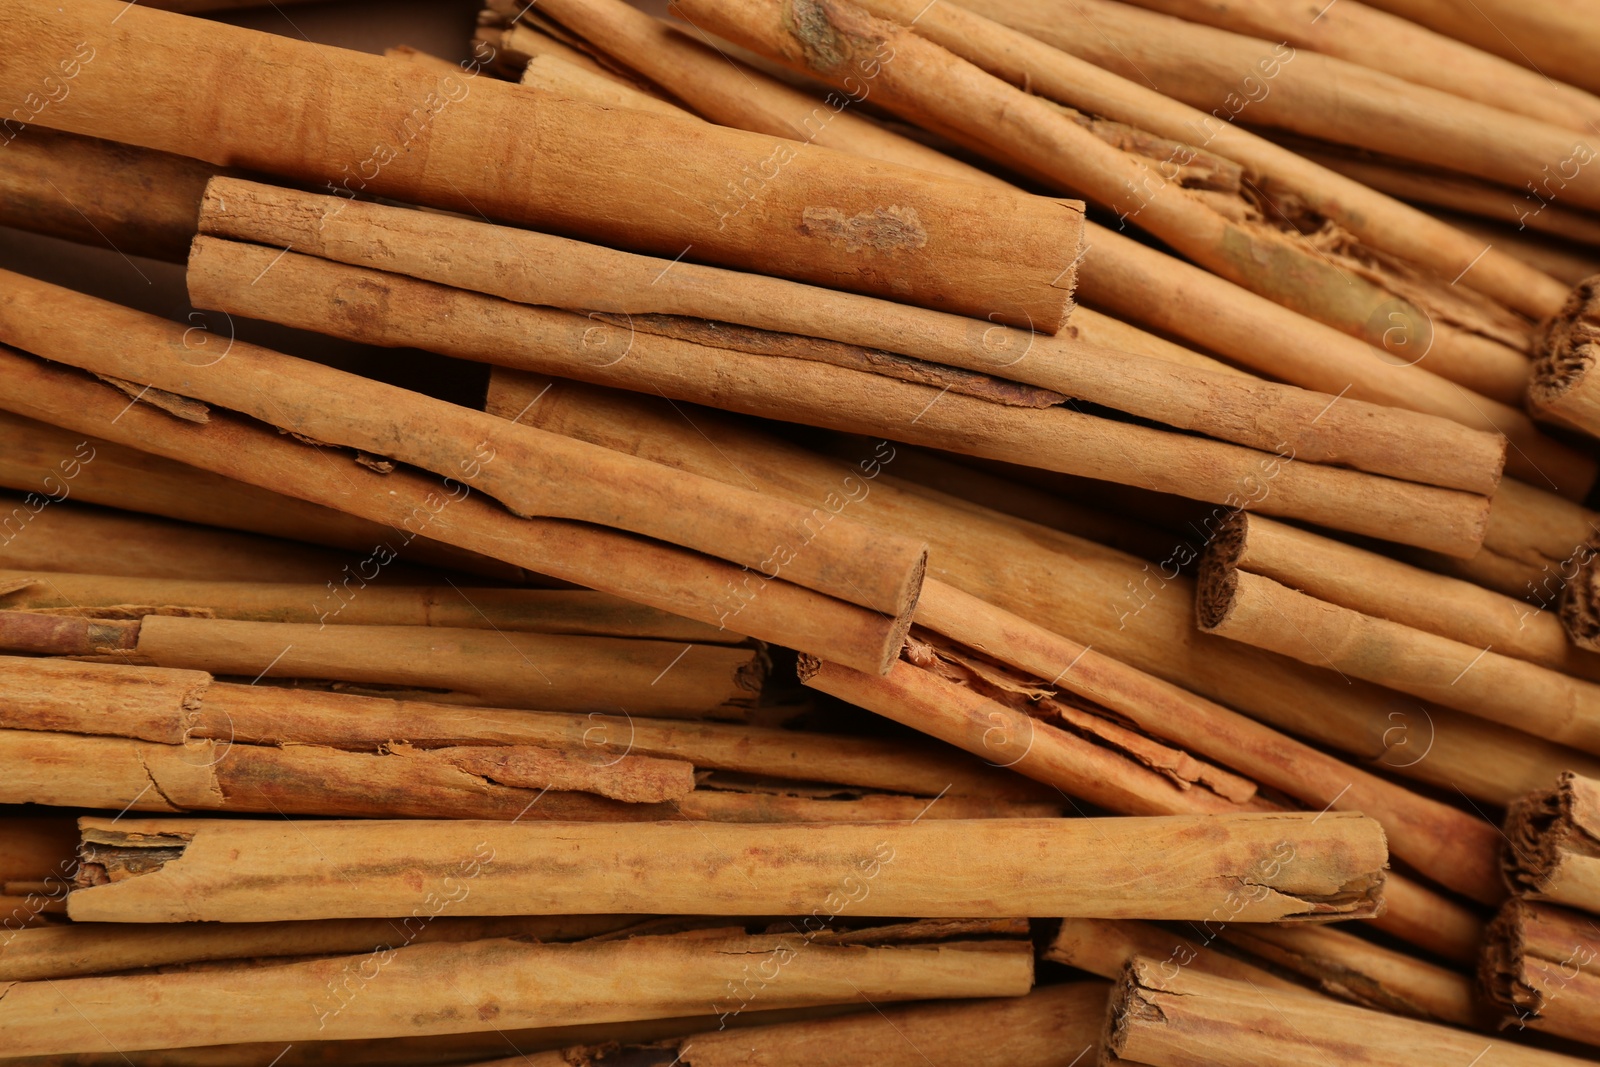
[1529,275,1600,435]
[1480,898,1538,1027]
[74,823,193,889]
[1560,540,1600,652]
[1501,771,1600,905]
[1194,513,1246,633]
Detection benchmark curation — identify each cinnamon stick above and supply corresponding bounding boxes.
[1481,899,1600,1046]
[1364,0,1600,98]
[0,570,731,643]
[0,349,913,679]
[1046,917,1299,990]
[0,930,1032,1056]
[1503,772,1600,913]
[187,239,1495,558]
[1217,512,1600,682]
[65,814,1388,923]
[2,0,1082,329]
[1106,956,1592,1067]
[1531,276,1600,438]
[1198,561,1600,756]
[0,914,637,982]
[0,408,518,581]
[196,175,1505,498]
[460,983,1108,1067]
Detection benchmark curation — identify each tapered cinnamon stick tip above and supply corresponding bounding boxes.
[1529,276,1600,435]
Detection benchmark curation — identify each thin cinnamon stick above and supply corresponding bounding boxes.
[65,814,1388,923]
[0,914,637,982]
[13,612,761,716]
[1364,0,1600,98]
[0,570,730,642]
[0,408,518,581]
[460,983,1108,1067]
[196,175,1505,498]
[188,240,1494,558]
[1198,562,1600,756]
[1106,956,1593,1067]
[1218,513,1600,682]
[1117,0,1600,135]
[1481,899,1600,1046]
[1503,772,1600,913]
[1046,917,1299,990]
[3,0,1082,328]
[0,930,1032,1056]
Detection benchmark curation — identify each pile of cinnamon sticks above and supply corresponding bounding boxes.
[3,0,1600,1061]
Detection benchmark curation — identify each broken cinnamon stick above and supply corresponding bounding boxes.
[65,814,1388,923]
[1481,899,1600,1046]
[1503,772,1600,913]
[1531,276,1600,438]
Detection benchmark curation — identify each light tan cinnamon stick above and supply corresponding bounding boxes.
[1218,513,1600,682]
[459,983,1108,1067]
[3,0,1082,328]
[1199,557,1600,756]
[0,408,517,581]
[1503,772,1600,913]
[0,930,1032,1056]
[0,612,761,716]
[1481,899,1600,1046]
[196,175,1505,498]
[0,570,730,642]
[1220,923,1480,1026]
[491,370,1600,805]
[0,271,929,624]
[65,814,1388,923]
[1046,917,1297,990]
[1364,0,1600,98]
[189,240,1495,558]
[1117,0,1600,134]
[0,349,912,676]
[0,914,636,982]
[1106,956,1593,1067]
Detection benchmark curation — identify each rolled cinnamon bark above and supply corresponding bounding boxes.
[913,578,1505,905]
[0,914,636,982]
[0,570,730,642]
[0,349,911,676]
[0,270,929,623]
[188,240,1495,558]
[797,651,1270,818]
[1116,0,1600,134]
[3,612,762,717]
[1219,923,1480,1026]
[1364,0,1600,98]
[492,371,1600,805]
[0,409,517,581]
[0,126,219,262]
[458,983,1108,1067]
[1198,558,1600,756]
[1218,513,1600,682]
[1105,957,1593,1067]
[65,814,1388,923]
[0,930,1032,1056]
[195,176,1505,498]
[1503,772,1600,912]
[1481,899,1600,1046]
[1530,277,1600,438]
[2,0,1082,328]
[1046,917,1298,990]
